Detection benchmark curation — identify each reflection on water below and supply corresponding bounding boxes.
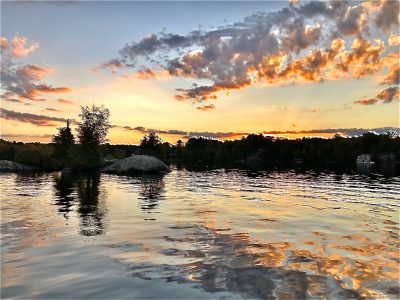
[138,175,165,211]
[76,173,108,236]
[53,172,75,219]
[156,225,363,299]
[1,168,399,299]
[52,172,109,235]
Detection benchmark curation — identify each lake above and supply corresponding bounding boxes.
[1,168,399,299]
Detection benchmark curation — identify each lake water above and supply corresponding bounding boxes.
[1,168,399,299]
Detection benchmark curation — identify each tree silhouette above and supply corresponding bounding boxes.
[139,131,164,156]
[140,131,163,148]
[77,105,110,148]
[76,105,110,165]
[52,120,74,159]
[176,139,184,148]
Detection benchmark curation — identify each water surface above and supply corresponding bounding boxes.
[1,168,399,299]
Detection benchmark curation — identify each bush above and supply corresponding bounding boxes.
[15,145,60,170]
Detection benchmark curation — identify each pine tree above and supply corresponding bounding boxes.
[53,120,75,159]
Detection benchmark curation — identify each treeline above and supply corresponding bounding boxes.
[0,105,399,170]
[133,131,400,169]
[1,130,399,171]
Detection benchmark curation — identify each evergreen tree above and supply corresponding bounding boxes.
[53,120,75,159]
[140,131,162,148]
[139,131,163,156]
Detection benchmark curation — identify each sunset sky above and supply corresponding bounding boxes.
[1,0,399,144]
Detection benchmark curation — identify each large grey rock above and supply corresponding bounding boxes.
[0,160,33,171]
[102,155,170,174]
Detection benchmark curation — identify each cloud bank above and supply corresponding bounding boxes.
[113,124,398,140]
[103,0,399,107]
[0,108,69,126]
[1,35,72,103]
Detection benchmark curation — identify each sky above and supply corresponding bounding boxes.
[1,0,399,144]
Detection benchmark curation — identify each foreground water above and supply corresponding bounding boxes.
[1,168,399,299]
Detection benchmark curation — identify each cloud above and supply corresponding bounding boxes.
[16,64,54,80]
[118,124,399,140]
[353,98,378,105]
[136,68,156,79]
[376,86,399,103]
[380,65,399,85]
[115,124,247,139]
[185,131,248,139]
[112,124,247,139]
[33,85,71,94]
[336,5,369,36]
[57,98,74,104]
[10,36,39,57]
[388,34,400,47]
[1,35,72,101]
[354,86,399,105]
[114,125,187,136]
[374,0,400,33]
[288,0,300,6]
[263,127,399,136]
[3,98,23,103]
[0,108,69,126]
[196,104,216,111]
[104,0,398,107]
[99,58,126,74]
[44,108,62,112]
[1,133,53,140]
[1,37,8,50]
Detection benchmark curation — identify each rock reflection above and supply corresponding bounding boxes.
[76,173,108,236]
[138,175,165,211]
[357,163,372,175]
[53,172,75,219]
[14,173,47,196]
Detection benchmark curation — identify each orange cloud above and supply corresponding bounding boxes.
[196,104,216,111]
[102,0,399,107]
[173,36,391,102]
[34,86,72,94]
[381,65,399,85]
[10,36,39,57]
[19,86,72,100]
[57,98,74,104]
[0,37,8,50]
[1,36,72,102]
[16,64,54,80]
[136,68,156,79]
[388,34,400,47]
[353,98,378,105]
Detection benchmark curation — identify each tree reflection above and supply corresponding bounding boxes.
[76,173,108,236]
[138,175,165,212]
[53,172,75,220]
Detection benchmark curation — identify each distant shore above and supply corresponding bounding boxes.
[1,132,399,176]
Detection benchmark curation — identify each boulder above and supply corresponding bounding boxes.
[102,155,170,174]
[0,160,34,171]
